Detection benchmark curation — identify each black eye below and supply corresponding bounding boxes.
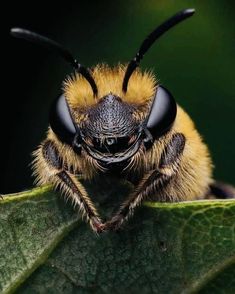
[49,94,77,145]
[146,85,177,138]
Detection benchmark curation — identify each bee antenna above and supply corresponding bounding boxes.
[10,28,98,97]
[122,8,195,93]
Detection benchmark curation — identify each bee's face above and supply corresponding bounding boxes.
[50,67,177,168]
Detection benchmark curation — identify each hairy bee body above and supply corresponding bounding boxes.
[12,9,234,233]
[33,65,212,222]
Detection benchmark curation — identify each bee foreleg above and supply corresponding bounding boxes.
[33,140,104,232]
[105,169,173,231]
[106,133,185,231]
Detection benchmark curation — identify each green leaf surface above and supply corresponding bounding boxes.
[0,180,235,294]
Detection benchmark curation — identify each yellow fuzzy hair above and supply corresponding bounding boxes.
[63,64,157,108]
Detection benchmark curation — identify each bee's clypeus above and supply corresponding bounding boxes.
[11,9,235,232]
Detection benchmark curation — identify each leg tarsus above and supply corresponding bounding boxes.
[104,214,124,231]
[90,216,106,233]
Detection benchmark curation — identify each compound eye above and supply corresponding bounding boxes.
[146,85,177,138]
[49,94,77,145]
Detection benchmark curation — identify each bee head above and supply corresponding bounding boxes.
[50,65,177,166]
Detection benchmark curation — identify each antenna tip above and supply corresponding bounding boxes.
[10,27,25,37]
[183,8,196,16]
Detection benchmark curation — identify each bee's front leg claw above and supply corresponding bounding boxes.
[90,217,106,234]
[104,215,124,232]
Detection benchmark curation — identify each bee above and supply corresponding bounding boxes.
[11,8,235,233]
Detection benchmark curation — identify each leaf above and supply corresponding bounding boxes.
[0,179,235,294]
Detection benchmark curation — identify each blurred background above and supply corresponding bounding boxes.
[2,0,235,194]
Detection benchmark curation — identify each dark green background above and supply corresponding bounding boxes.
[2,0,235,193]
